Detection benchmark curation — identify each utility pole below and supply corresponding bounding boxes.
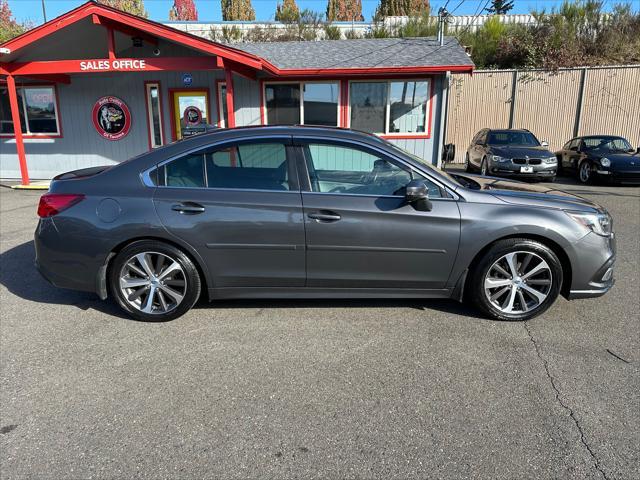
[437,7,450,46]
[41,0,47,22]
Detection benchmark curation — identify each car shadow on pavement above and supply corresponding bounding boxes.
[0,240,129,319]
[2,240,479,322]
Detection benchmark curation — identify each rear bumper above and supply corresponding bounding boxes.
[34,218,102,294]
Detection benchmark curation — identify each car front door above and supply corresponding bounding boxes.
[295,139,461,290]
[153,137,306,288]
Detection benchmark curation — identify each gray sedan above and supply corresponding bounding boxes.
[35,126,614,322]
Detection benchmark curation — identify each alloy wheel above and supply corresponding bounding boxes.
[483,251,553,314]
[118,252,187,315]
[579,162,591,183]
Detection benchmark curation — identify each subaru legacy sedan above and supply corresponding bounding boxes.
[35,126,614,322]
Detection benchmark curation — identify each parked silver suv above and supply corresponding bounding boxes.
[465,129,557,181]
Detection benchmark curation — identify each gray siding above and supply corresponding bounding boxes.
[1,73,441,179]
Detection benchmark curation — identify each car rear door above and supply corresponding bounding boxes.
[152,137,306,288]
[294,138,461,290]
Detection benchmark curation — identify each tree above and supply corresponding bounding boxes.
[485,0,514,15]
[169,0,198,20]
[221,0,256,20]
[98,0,148,18]
[0,0,27,42]
[326,0,364,22]
[275,0,300,22]
[374,0,429,19]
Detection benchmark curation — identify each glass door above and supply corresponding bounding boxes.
[171,90,210,140]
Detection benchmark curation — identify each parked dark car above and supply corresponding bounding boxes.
[555,135,640,184]
[35,126,615,322]
[465,129,557,181]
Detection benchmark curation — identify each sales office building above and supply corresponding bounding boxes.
[0,1,473,183]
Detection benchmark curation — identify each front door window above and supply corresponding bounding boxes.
[172,90,209,140]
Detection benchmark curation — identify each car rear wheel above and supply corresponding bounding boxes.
[109,240,201,321]
[578,161,592,184]
[468,238,562,321]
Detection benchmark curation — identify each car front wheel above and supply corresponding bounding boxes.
[468,238,563,321]
[480,158,488,176]
[465,153,472,172]
[109,240,201,321]
[578,161,592,184]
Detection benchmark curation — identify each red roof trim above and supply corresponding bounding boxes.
[0,2,473,77]
[0,1,263,70]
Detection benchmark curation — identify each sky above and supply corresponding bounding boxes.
[6,0,639,25]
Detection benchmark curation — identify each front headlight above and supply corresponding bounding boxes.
[600,157,611,167]
[543,156,557,164]
[566,211,612,236]
[491,155,510,163]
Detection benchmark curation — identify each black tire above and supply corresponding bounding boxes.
[480,157,488,176]
[467,238,563,321]
[546,176,556,183]
[465,153,472,172]
[109,240,201,321]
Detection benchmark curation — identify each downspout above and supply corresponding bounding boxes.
[436,71,450,168]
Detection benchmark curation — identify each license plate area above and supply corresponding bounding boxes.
[520,166,534,173]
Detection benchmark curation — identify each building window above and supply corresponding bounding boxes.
[264,82,339,127]
[0,85,61,136]
[217,82,229,128]
[349,80,430,136]
[145,82,164,148]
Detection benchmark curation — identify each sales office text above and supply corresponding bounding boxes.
[80,59,147,71]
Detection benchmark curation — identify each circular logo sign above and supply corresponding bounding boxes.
[92,96,131,140]
[184,106,202,126]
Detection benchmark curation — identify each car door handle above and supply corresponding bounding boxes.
[172,202,205,214]
[308,211,341,222]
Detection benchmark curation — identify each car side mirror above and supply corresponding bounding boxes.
[442,143,456,163]
[405,180,432,212]
[541,141,549,147]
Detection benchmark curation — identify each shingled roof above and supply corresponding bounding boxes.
[234,37,473,72]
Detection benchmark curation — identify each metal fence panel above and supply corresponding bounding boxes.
[446,71,513,162]
[447,66,640,163]
[512,69,582,152]
[580,67,640,148]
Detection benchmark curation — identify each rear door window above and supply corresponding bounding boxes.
[157,141,292,191]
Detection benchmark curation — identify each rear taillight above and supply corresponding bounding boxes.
[37,193,85,218]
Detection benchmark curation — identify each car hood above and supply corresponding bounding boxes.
[456,174,603,212]
[488,145,554,158]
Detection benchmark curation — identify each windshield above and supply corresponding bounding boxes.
[383,140,462,187]
[582,137,632,152]
[487,131,540,147]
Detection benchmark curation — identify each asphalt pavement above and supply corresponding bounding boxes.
[1,174,638,479]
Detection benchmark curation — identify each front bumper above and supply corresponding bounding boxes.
[490,162,557,178]
[595,168,640,184]
[567,231,616,300]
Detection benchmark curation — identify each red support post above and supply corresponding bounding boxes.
[224,67,236,128]
[107,28,116,60]
[6,75,30,186]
